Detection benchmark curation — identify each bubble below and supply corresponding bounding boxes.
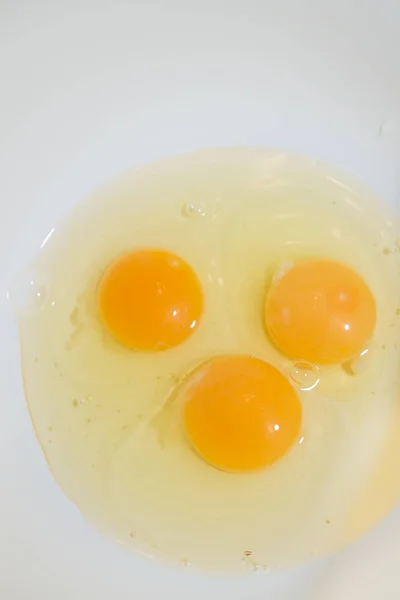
[241,551,259,572]
[181,558,191,567]
[181,202,207,219]
[289,361,320,391]
[8,267,52,314]
[245,560,259,572]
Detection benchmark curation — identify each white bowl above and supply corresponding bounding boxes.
[1,2,400,598]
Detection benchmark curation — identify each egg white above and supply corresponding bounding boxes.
[17,148,400,572]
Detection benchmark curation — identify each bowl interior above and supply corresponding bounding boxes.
[1,1,400,599]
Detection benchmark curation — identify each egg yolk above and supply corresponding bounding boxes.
[264,259,376,364]
[98,249,203,351]
[183,356,302,472]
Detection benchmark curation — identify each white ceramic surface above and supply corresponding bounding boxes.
[1,1,400,598]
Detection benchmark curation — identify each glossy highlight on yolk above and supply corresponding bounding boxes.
[98,249,203,351]
[264,259,376,364]
[183,356,302,472]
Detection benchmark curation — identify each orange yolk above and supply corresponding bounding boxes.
[264,259,376,365]
[98,249,203,351]
[183,356,302,472]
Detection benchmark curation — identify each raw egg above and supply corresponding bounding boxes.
[183,355,301,472]
[98,249,203,351]
[15,147,400,573]
[264,259,377,364]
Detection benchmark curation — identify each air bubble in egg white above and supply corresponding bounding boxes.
[181,202,207,219]
[181,558,191,567]
[289,361,320,391]
[246,561,259,572]
[8,268,52,314]
[241,552,259,572]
